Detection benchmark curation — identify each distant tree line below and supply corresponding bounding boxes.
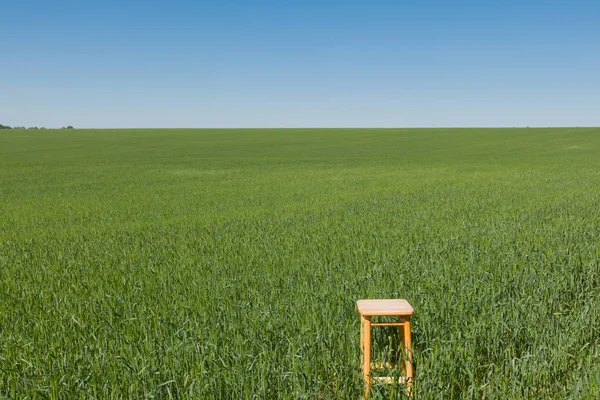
[0,124,74,130]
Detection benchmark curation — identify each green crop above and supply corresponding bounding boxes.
[1,128,599,399]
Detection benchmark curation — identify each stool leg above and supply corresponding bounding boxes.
[363,316,371,397]
[403,319,413,392]
[360,315,364,390]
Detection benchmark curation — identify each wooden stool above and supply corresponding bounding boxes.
[357,299,414,397]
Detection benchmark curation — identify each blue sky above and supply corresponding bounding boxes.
[1,0,599,128]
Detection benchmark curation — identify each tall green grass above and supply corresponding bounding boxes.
[1,128,599,399]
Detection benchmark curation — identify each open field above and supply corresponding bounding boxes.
[1,128,599,399]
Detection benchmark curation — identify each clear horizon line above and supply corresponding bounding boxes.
[8,125,598,130]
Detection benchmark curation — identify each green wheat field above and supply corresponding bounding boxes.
[1,128,599,399]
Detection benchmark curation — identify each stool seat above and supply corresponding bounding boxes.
[356,299,414,316]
